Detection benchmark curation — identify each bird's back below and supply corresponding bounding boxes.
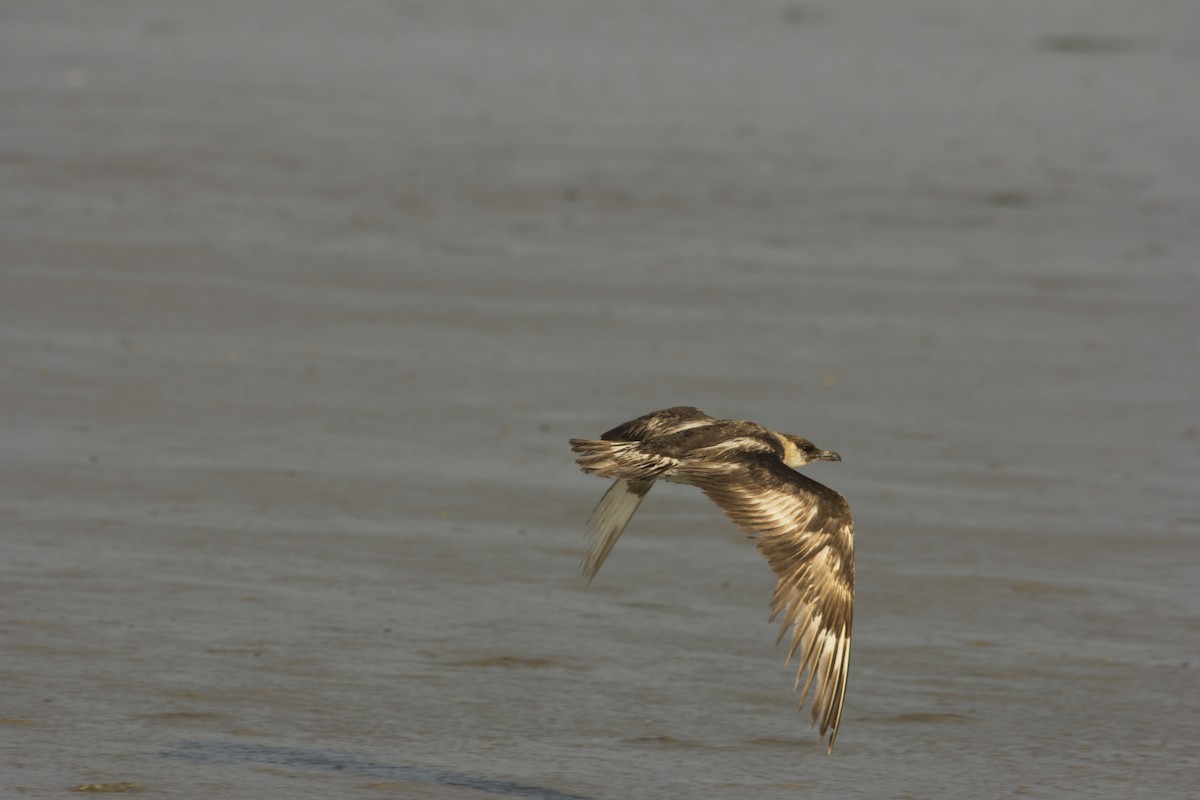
[600,406,714,442]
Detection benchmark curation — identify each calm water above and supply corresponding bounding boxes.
[3,1,1197,798]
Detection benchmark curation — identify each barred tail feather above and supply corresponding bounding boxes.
[569,438,675,481]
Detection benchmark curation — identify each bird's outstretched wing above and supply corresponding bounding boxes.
[678,454,855,752]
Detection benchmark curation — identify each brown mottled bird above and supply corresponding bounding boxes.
[569,406,854,752]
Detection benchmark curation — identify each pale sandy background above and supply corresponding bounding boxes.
[3,1,1198,798]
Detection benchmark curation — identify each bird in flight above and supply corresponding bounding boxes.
[569,406,855,752]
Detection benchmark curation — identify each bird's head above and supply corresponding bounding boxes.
[781,434,841,468]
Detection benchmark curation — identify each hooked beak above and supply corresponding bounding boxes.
[818,450,841,462]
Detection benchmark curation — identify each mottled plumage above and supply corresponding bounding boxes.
[569,406,855,752]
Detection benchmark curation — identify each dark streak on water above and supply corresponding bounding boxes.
[160,741,591,800]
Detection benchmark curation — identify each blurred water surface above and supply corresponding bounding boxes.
[2,1,1197,798]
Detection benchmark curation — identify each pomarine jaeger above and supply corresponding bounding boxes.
[569,406,854,752]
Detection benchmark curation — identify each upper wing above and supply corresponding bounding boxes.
[601,406,715,441]
[678,454,855,752]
